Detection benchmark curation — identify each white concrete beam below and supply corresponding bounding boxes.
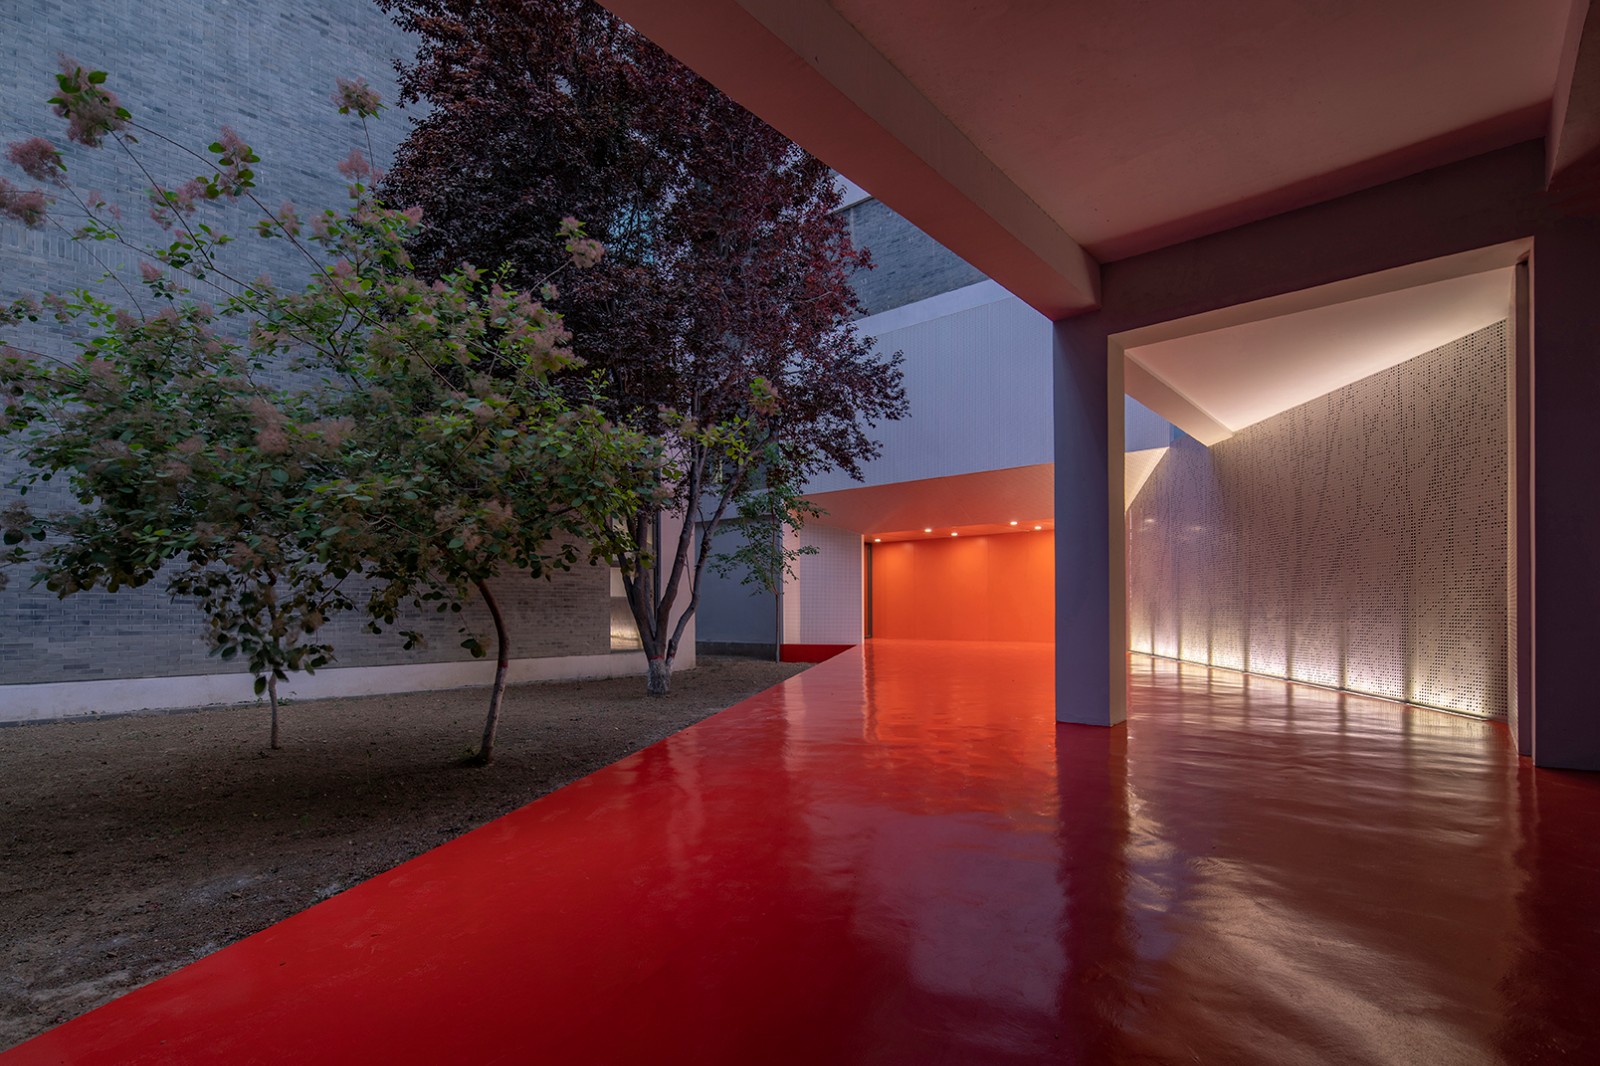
[1549,0,1600,182]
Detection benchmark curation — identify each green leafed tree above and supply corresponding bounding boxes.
[1,63,662,761]
[380,0,908,695]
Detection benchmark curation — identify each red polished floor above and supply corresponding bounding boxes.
[6,643,1600,1064]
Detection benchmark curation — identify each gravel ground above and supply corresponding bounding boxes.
[0,656,808,1051]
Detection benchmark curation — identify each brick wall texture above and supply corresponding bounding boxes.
[0,1,611,684]
[843,198,987,317]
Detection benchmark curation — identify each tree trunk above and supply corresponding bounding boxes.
[474,579,509,766]
[646,655,672,696]
[267,674,281,751]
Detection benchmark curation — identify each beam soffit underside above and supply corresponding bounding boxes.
[596,0,1100,318]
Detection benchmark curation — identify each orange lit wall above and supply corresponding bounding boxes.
[871,533,1055,642]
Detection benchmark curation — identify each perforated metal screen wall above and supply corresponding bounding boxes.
[1128,322,1509,719]
[783,524,865,645]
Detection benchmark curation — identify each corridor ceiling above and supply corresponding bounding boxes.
[600,0,1594,442]
[825,0,1566,262]
[600,0,1585,318]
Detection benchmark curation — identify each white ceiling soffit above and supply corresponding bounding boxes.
[804,453,1174,532]
[805,464,1053,535]
[1124,449,1169,512]
[1124,267,1514,439]
[825,0,1567,261]
[601,0,1573,317]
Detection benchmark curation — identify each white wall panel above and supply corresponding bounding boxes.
[807,284,1052,493]
[783,524,864,644]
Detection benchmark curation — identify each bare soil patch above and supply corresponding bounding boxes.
[0,656,807,1051]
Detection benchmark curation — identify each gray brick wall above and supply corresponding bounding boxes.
[1,0,416,319]
[0,563,611,684]
[844,198,987,317]
[0,1,611,684]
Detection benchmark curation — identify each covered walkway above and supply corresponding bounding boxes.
[6,641,1598,1063]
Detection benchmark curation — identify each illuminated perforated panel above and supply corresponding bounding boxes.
[1128,322,1508,719]
[783,524,865,645]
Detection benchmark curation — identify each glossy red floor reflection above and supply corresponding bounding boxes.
[7,643,1600,1064]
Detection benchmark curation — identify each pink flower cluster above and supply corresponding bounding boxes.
[81,188,121,221]
[84,358,118,384]
[276,201,302,236]
[310,418,354,448]
[331,77,382,118]
[337,148,384,186]
[481,500,514,528]
[2,295,41,324]
[558,216,604,268]
[567,236,605,269]
[248,396,290,455]
[147,179,206,228]
[211,125,254,196]
[0,177,48,228]
[5,138,64,184]
[51,59,130,147]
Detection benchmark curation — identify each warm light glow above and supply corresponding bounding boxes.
[923,527,932,533]
[1034,525,1042,530]
[873,538,881,543]
[1124,269,1513,440]
[871,525,1054,641]
[1009,520,1018,526]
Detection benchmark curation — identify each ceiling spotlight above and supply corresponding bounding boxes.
[1034,525,1043,531]
[923,527,932,533]
[950,532,958,537]
[873,538,881,543]
[1009,520,1018,526]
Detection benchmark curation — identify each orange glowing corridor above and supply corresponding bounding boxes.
[871,532,1054,641]
[6,641,1598,1063]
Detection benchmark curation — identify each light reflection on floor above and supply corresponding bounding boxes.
[5,642,1597,1064]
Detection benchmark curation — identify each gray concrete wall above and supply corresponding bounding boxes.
[0,1,614,689]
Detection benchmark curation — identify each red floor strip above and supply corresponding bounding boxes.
[777,642,854,663]
[6,643,1599,1063]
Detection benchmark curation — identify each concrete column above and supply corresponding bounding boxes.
[1530,218,1600,770]
[1510,261,1534,756]
[1053,318,1126,726]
